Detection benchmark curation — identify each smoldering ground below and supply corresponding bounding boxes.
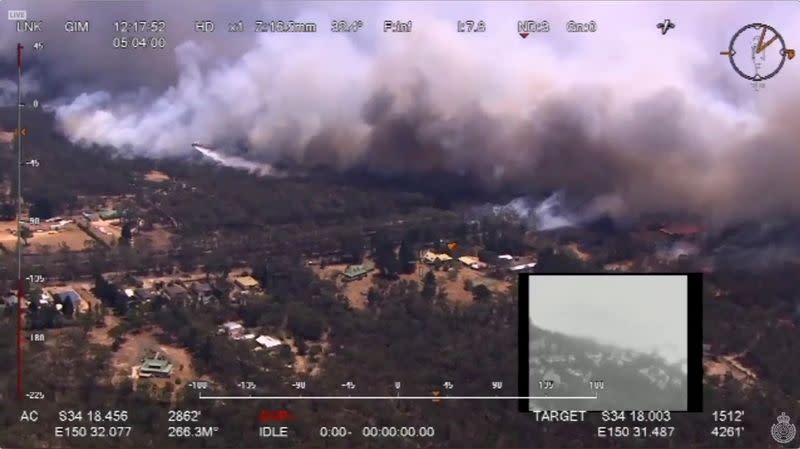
[3,1,800,229]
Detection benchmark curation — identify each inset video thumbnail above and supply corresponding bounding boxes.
[520,273,702,412]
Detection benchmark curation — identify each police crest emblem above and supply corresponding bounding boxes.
[771,412,796,444]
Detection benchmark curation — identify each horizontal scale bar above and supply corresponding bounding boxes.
[199,394,598,400]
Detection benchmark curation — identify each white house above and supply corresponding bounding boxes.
[255,335,283,349]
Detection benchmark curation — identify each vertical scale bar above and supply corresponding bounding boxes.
[16,42,24,401]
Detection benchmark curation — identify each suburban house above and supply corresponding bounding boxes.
[458,256,487,270]
[139,352,174,378]
[134,288,155,301]
[422,251,454,265]
[509,262,537,273]
[234,276,260,290]
[220,321,244,338]
[255,335,284,349]
[191,282,215,302]
[56,290,82,311]
[99,209,121,220]
[49,219,73,231]
[163,284,189,301]
[39,292,54,306]
[342,262,375,282]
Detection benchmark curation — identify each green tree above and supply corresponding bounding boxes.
[398,239,416,274]
[0,202,14,220]
[287,303,324,341]
[421,271,437,301]
[119,222,133,246]
[373,234,400,279]
[61,296,75,318]
[472,284,492,303]
[19,225,32,246]
[340,233,365,264]
[366,287,382,306]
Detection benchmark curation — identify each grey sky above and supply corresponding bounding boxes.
[530,275,688,363]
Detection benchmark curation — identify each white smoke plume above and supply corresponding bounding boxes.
[4,1,797,227]
[485,193,578,231]
[192,144,279,176]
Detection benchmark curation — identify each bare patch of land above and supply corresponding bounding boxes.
[0,221,94,253]
[313,262,511,308]
[144,170,170,183]
[704,356,757,386]
[566,243,592,261]
[402,265,511,304]
[112,326,197,396]
[312,264,373,310]
[140,225,173,250]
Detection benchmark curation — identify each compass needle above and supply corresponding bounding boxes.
[760,34,780,54]
[756,25,767,53]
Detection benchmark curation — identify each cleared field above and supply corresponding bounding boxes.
[144,170,170,183]
[0,220,16,250]
[314,261,512,307]
[140,225,173,250]
[313,264,372,309]
[402,264,511,304]
[0,221,94,253]
[566,242,593,261]
[704,357,756,386]
[112,326,198,399]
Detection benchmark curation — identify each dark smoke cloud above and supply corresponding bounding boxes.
[3,1,800,227]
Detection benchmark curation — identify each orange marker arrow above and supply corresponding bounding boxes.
[447,242,458,251]
[787,49,795,60]
[432,390,441,403]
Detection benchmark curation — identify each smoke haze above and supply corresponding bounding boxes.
[2,1,800,226]
[530,274,688,364]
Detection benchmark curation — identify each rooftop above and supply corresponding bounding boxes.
[57,290,81,305]
[192,282,213,294]
[140,352,173,374]
[509,262,537,272]
[343,261,375,278]
[234,276,260,288]
[256,335,283,349]
[134,288,154,299]
[99,209,120,219]
[458,256,480,265]
[423,251,453,262]
[222,321,243,331]
[164,284,188,298]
